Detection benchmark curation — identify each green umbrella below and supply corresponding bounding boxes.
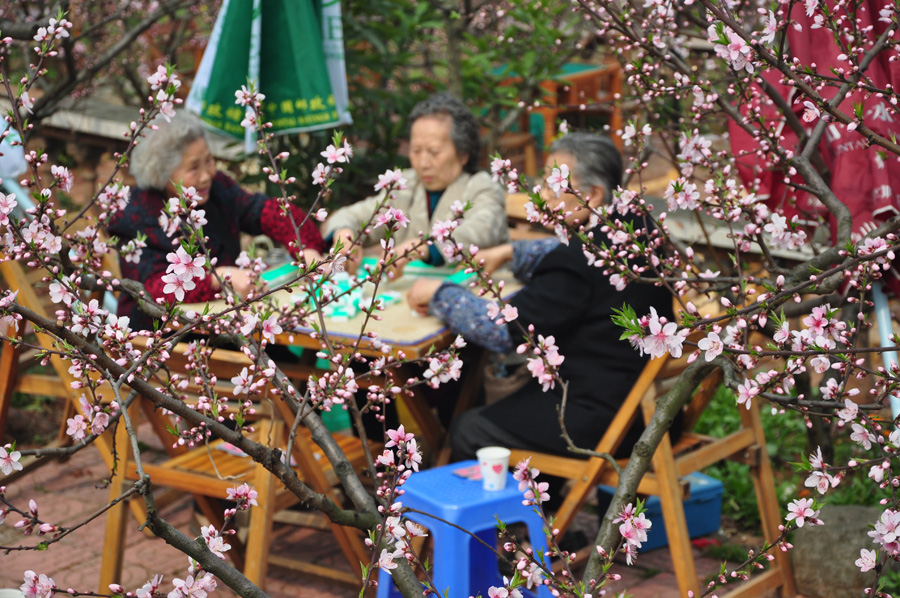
[186,0,352,151]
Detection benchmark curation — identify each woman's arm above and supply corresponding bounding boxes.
[428,282,515,353]
[510,237,560,283]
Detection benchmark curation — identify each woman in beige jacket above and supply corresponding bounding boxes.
[323,93,508,275]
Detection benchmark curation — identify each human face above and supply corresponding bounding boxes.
[166,138,216,204]
[541,151,602,226]
[409,115,468,192]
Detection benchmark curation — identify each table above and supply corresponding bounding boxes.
[184,272,521,459]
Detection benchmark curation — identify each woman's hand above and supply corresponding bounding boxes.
[301,248,323,268]
[406,278,444,316]
[387,238,428,279]
[475,243,514,276]
[331,228,362,274]
[214,266,259,299]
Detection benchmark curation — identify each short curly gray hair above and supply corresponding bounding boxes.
[409,93,481,174]
[130,112,209,190]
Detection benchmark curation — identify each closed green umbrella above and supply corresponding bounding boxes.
[186,0,352,151]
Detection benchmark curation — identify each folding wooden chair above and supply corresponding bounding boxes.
[106,391,378,588]
[99,329,380,588]
[508,350,797,598]
[0,256,376,589]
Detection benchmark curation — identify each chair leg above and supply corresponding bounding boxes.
[741,403,797,597]
[99,409,133,592]
[643,397,700,598]
[243,418,279,588]
[0,327,22,440]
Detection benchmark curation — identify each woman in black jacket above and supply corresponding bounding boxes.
[406,132,676,461]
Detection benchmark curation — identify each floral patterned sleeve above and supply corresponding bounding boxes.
[511,237,560,283]
[429,282,515,354]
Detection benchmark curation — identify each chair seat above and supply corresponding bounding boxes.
[126,429,374,497]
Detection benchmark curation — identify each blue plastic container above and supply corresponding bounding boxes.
[597,472,724,552]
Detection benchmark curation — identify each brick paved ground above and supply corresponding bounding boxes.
[1,444,787,598]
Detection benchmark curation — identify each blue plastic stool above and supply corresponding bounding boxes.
[377,460,553,598]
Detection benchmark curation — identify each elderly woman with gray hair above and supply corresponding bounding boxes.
[323,92,507,276]
[407,132,677,476]
[109,112,326,331]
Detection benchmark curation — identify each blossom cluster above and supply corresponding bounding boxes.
[613,502,653,565]
[146,65,181,121]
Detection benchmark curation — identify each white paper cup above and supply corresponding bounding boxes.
[476,446,511,491]
[0,589,25,598]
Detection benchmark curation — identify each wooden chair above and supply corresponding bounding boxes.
[508,351,797,598]
[99,328,381,588]
[521,59,625,152]
[107,391,378,588]
[0,256,376,588]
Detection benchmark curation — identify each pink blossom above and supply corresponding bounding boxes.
[20,91,34,114]
[385,425,414,449]
[374,168,408,192]
[664,178,700,211]
[526,357,555,391]
[501,304,518,322]
[856,548,877,572]
[801,100,820,122]
[240,109,259,131]
[21,570,55,598]
[490,157,512,181]
[869,509,900,553]
[320,144,347,164]
[431,219,456,243]
[91,411,110,436]
[0,444,23,475]
[168,573,215,598]
[404,438,422,471]
[166,246,205,280]
[761,10,777,45]
[736,379,759,410]
[161,273,196,302]
[786,498,821,527]
[234,85,264,107]
[201,524,231,559]
[226,483,258,508]
[488,579,522,598]
[48,281,73,305]
[804,470,837,495]
[513,457,540,492]
[850,423,876,450]
[373,207,411,230]
[311,163,330,185]
[621,123,652,147]
[870,464,887,483]
[0,191,17,216]
[66,414,88,442]
[377,548,401,573]
[239,313,258,337]
[50,165,73,192]
[260,314,283,343]
[546,164,570,197]
[697,331,723,362]
[804,0,818,17]
[639,306,685,359]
